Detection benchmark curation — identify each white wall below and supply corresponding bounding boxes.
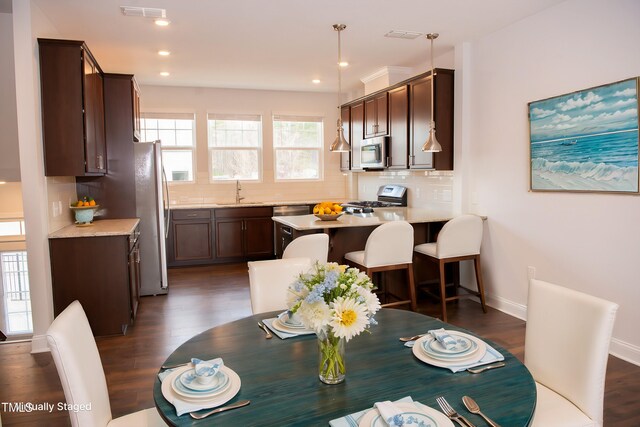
[468,0,640,364]
[0,12,20,182]
[140,85,349,204]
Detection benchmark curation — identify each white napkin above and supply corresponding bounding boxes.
[329,396,414,427]
[374,401,405,426]
[157,357,224,416]
[428,328,457,350]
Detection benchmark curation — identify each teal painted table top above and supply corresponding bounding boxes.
[154,309,536,426]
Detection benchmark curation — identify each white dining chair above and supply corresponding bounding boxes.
[525,279,618,427]
[344,221,416,311]
[413,214,486,322]
[282,233,329,264]
[248,257,311,314]
[46,300,166,427]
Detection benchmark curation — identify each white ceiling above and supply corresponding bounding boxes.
[32,0,567,93]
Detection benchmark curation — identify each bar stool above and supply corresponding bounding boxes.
[282,233,329,264]
[413,214,486,322]
[344,221,416,311]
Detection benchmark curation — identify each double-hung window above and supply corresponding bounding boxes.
[140,113,196,182]
[208,114,262,181]
[273,115,323,180]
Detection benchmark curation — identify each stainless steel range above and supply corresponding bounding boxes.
[342,185,407,214]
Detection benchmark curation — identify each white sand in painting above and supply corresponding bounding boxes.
[532,169,638,192]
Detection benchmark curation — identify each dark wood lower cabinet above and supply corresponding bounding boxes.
[215,219,244,259]
[214,207,274,261]
[167,209,215,267]
[49,230,138,336]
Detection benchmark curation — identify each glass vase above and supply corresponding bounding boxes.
[317,327,345,384]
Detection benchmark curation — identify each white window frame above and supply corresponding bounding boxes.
[140,113,196,184]
[272,114,324,182]
[207,113,263,182]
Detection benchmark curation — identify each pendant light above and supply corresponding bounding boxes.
[329,24,350,152]
[421,33,442,152]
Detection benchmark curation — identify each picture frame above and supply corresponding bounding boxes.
[528,77,639,194]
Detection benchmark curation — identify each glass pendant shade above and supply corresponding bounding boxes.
[330,119,350,152]
[329,24,350,152]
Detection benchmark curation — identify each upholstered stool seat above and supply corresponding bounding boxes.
[344,221,416,311]
[414,214,486,322]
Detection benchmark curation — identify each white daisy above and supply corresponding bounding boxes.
[329,297,369,341]
[299,301,331,331]
[356,286,381,314]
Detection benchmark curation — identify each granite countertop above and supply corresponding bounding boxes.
[169,200,350,210]
[49,218,140,239]
[272,208,460,231]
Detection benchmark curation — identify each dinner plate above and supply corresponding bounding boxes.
[422,335,479,361]
[270,317,314,334]
[424,332,475,355]
[172,374,231,400]
[162,365,240,407]
[358,402,454,427]
[413,331,486,368]
[277,311,306,329]
[176,368,230,393]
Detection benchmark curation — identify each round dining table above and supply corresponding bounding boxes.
[154,308,536,426]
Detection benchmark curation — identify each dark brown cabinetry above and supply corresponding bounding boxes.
[409,69,455,170]
[49,226,140,336]
[350,102,365,171]
[364,92,389,138]
[132,78,141,142]
[38,39,106,176]
[167,209,215,266]
[387,86,409,169]
[340,106,351,171]
[215,207,274,260]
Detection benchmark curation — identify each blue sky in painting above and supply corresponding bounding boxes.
[529,79,638,143]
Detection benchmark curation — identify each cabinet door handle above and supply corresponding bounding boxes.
[386,156,390,167]
[97,154,104,170]
[187,213,198,217]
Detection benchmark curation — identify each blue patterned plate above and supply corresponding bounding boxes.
[358,402,454,427]
[277,312,306,329]
[421,336,480,362]
[422,333,478,359]
[172,369,230,399]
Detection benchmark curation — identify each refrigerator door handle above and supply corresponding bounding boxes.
[161,165,171,239]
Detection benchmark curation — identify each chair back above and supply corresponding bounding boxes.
[437,214,483,258]
[248,257,311,314]
[283,234,329,264]
[363,221,414,267]
[46,301,113,427]
[525,279,618,425]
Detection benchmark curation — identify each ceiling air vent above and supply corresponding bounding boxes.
[120,6,167,18]
[384,30,423,40]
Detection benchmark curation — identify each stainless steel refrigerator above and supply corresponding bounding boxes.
[134,141,169,295]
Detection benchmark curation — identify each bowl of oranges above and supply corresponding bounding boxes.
[313,201,343,221]
[70,197,99,225]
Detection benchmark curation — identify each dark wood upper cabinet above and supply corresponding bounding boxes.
[409,69,455,170]
[132,78,141,142]
[364,92,389,138]
[387,86,409,169]
[350,102,365,171]
[340,106,351,171]
[38,39,106,176]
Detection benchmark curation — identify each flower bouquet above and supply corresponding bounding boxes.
[287,262,381,384]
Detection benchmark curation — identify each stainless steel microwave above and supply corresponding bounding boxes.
[360,136,388,169]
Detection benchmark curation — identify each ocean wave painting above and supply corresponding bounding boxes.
[529,78,639,193]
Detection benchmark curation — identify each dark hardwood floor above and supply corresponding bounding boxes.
[1,262,638,426]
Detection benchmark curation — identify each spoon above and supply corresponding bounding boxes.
[462,396,501,427]
[258,322,272,339]
[190,399,250,419]
[398,333,425,342]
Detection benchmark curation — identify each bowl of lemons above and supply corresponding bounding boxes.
[313,202,343,221]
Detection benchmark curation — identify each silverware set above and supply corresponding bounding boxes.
[436,396,501,427]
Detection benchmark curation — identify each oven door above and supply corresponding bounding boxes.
[360,136,387,169]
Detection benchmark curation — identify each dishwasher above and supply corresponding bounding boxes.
[273,205,311,258]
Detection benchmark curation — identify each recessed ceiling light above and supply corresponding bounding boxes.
[154,19,170,27]
[339,61,349,67]
[158,50,171,56]
[312,79,321,84]
[160,71,170,77]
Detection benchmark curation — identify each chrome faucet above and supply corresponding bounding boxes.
[235,180,245,204]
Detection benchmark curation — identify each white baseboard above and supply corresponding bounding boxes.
[30,334,50,354]
[485,294,640,367]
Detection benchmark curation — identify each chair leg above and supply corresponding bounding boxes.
[438,260,448,322]
[474,255,487,313]
[407,264,417,312]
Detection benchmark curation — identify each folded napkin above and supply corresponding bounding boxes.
[157,357,224,416]
[374,401,405,426]
[262,315,316,339]
[329,396,414,427]
[428,328,457,350]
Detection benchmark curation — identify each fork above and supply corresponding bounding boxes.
[436,396,476,427]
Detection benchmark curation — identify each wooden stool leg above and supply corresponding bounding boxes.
[474,255,487,313]
[438,259,448,322]
[407,264,417,312]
